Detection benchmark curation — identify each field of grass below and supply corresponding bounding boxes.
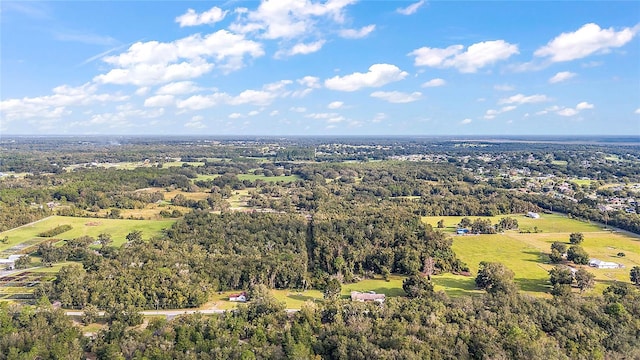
[570,179,595,186]
[423,213,602,234]
[423,214,640,296]
[237,174,301,183]
[0,216,175,251]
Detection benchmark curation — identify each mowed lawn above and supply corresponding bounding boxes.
[0,216,175,250]
[423,214,640,296]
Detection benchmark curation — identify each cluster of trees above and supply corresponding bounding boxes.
[40,208,466,310]
[6,282,640,359]
[456,216,519,234]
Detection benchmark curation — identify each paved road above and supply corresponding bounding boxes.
[65,308,299,317]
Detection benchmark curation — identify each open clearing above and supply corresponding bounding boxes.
[0,216,175,251]
[423,214,640,296]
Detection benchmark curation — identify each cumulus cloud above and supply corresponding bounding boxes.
[229,113,244,119]
[230,0,357,40]
[370,91,422,103]
[339,24,376,39]
[576,101,594,110]
[484,105,517,120]
[328,101,344,109]
[535,23,638,62]
[397,0,426,15]
[324,63,408,91]
[422,78,446,87]
[551,102,595,117]
[176,6,227,27]
[95,30,264,85]
[635,108,640,114]
[499,93,550,105]
[276,40,325,57]
[144,94,175,107]
[290,106,307,112]
[156,81,202,95]
[0,82,127,122]
[549,71,577,83]
[461,118,472,125]
[409,40,518,73]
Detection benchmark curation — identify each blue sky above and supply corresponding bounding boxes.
[1,1,639,136]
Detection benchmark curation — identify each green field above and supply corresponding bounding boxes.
[0,216,176,251]
[423,214,640,296]
[570,179,595,186]
[237,174,301,183]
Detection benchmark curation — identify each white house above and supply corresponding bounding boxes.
[588,259,620,269]
[527,212,540,219]
[229,292,247,302]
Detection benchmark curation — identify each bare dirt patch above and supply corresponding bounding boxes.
[85,222,101,226]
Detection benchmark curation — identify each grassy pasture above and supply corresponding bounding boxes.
[423,213,602,234]
[237,174,301,183]
[570,179,595,186]
[0,216,175,250]
[423,214,640,296]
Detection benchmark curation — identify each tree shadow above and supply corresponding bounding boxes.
[516,277,549,293]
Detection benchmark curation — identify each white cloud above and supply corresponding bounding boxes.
[176,6,227,27]
[535,23,638,62]
[576,101,594,110]
[135,87,150,96]
[557,108,578,117]
[276,40,325,58]
[156,81,202,95]
[144,94,175,107]
[328,101,344,109]
[370,91,422,103]
[635,108,640,114]
[461,118,472,125]
[228,89,276,106]
[484,105,516,119]
[499,93,550,105]
[95,30,264,85]
[327,116,345,123]
[176,93,229,110]
[553,102,594,117]
[297,76,321,88]
[397,0,426,15]
[229,113,244,119]
[422,78,446,87]
[306,112,337,119]
[324,63,408,91]
[230,0,357,40]
[0,82,127,122]
[494,84,514,91]
[409,40,518,73]
[248,110,260,116]
[339,24,375,39]
[95,60,214,86]
[270,110,279,116]
[290,106,307,112]
[549,71,577,84]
